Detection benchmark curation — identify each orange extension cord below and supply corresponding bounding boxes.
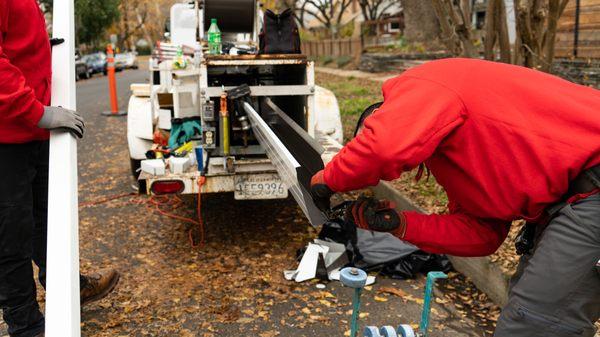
[78,176,207,248]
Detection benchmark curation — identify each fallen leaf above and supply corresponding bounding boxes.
[374,295,388,302]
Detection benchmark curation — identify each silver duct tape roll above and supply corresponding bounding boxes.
[204,0,255,33]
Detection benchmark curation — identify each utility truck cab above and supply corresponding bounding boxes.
[127,0,343,223]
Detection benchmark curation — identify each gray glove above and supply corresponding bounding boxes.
[38,106,85,138]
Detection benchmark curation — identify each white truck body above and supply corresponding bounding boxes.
[127,1,343,204]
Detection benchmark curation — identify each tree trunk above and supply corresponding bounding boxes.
[485,0,511,63]
[495,0,511,63]
[483,0,497,60]
[541,0,565,71]
[403,0,441,46]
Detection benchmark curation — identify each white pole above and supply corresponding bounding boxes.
[46,0,81,335]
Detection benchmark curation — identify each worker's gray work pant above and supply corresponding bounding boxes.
[494,193,600,337]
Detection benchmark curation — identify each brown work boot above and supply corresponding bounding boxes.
[80,269,120,306]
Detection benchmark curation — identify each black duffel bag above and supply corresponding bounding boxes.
[259,8,301,54]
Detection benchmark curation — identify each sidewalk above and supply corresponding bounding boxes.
[315,67,396,83]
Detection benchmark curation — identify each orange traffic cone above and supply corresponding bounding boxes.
[102,44,126,116]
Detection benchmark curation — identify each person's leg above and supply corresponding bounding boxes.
[31,141,89,292]
[0,143,44,337]
[31,141,118,306]
[495,194,600,337]
[31,141,48,289]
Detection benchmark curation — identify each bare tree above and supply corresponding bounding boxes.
[430,0,569,71]
[402,0,441,45]
[512,0,569,70]
[281,0,309,28]
[116,0,172,50]
[359,0,397,21]
[430,0,476,57]
[303,0,355,38]
[483,0,511,63]
[119,0,146,50]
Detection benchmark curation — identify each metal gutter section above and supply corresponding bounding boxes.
[261,98,324,191]
[244,102,327,226]
[204,85,314,98]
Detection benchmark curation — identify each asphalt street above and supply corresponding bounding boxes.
[1,66,493,337]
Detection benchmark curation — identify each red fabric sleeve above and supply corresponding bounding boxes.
[323,76,466,192]
[400,202,511,257]
[0,6,45,127]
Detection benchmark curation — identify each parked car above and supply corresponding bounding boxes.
[116,52,139,70]
[114,53,127,71]
[82,52,107,76]
[75,55,90,80]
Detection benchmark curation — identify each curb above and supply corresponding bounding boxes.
[372,181,510,306]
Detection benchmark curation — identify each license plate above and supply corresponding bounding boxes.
[234,174,288,200]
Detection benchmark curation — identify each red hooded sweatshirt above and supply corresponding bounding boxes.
[323,58,600,257]
[0,0,51,144]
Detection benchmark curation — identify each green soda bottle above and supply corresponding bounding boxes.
[208,18,222,55]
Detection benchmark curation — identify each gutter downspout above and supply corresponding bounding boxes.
[46,0,81,336]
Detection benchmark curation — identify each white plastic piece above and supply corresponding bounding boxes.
[283,270,297,281]
[173,80,199,118]
[141,159,166,176]
[127,131,153,161]
[158,109,172,130]
[313,239,348,278]
[314,85,344,145]
[170,3,197,47]
[127,95,154,160]
[128,96,154,140]
[130,83,151,97]
[169,157,191,174]
[294,243,329,282]
[46,0,81,336]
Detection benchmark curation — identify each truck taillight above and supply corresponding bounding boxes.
[151,180,184,195]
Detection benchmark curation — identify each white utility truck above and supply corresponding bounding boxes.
[126,0,344,224]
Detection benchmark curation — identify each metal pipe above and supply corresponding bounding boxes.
[220,93,230,156]
[574,0,581,58]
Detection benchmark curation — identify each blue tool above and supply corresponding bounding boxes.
[362,271,448,337]
[340,267,368,337]
[194,146,204,171]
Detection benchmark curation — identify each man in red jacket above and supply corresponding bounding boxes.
[0,1,119,336]
[311,58,600,336]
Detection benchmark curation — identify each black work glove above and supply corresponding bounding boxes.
[50,38,65,47]
[345,196,406,236]
[310,170,334,212]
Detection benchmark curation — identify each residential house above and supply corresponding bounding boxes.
[555,0,600,58]
[304,0,402,42]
